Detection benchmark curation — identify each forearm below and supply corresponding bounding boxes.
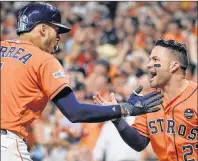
[112,119,150,151]
[53,91,122,123]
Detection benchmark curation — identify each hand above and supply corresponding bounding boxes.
[125,86,163,116]
[93,92,127,115]
[93,92,124,122]
[93,86,163,117]
[93,92,118,105]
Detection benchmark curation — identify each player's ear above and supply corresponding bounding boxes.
[170,61,180,73]
[40,24,47,37]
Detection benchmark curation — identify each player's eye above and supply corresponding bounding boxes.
[153,57,159,61]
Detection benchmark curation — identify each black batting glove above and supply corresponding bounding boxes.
[121,86,163,116]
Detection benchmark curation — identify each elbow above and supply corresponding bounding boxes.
[134,146,145,152]
[68,118,76,123]
[69,119,79,123]
[134,139,148,152]
[128,144,145,152]
[67,115,80,123]
[124,141,146,152]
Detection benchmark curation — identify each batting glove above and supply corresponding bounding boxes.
[120,86,163,116]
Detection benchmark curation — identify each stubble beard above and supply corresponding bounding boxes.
[43,37,53,54]
[152,74,171,89]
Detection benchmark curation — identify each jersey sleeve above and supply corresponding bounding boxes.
[38,58,71,100]
[132,114,150,138]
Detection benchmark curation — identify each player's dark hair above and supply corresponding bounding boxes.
[155,39,189,71]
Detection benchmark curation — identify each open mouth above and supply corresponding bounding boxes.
[149,71,157,80]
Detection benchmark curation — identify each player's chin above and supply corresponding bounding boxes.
[150,80,158,88]
[150,83,156,88]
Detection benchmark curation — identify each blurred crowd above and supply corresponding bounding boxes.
[1,1,197,161]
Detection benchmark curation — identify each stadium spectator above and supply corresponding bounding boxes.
[1,2,197,161]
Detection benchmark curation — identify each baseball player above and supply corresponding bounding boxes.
[93,39,197,161]
[0,3,163,161]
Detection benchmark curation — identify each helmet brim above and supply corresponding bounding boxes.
[51,22,71,34]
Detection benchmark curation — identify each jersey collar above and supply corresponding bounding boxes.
[6,39,37,47]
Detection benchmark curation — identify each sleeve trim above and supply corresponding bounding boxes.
[49,83,70,100]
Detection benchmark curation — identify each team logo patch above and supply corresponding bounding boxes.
[184,109,194,120]
[53,69,66,78]
[18,15,29,31]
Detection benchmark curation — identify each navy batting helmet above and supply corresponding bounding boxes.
[16,3,70,35]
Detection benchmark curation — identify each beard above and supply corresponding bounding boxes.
[43,36,54,54]
[150,73,171,89]
[43,39,52,54]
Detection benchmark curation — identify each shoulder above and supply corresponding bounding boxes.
[23,44,59,71]
[26,45,56,66]
[1,39,55,62]
[185,81,197,98]
[30,46,54,60]
[187,81,197,100]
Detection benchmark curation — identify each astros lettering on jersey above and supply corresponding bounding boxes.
[132,82,197,161]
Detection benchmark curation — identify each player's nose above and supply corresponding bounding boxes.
[147,60,153,69]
